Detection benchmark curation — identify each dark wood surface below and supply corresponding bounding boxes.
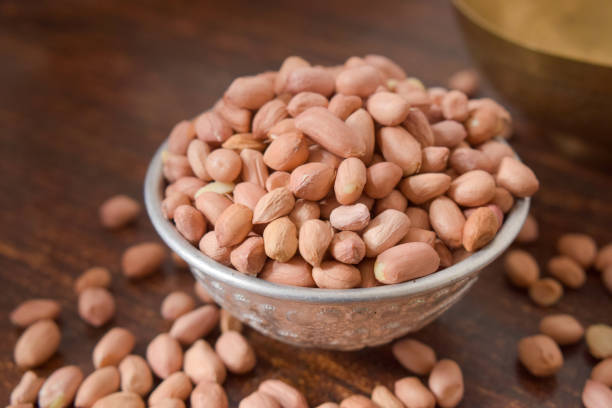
[1,0,611,406]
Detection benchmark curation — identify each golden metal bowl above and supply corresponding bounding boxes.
[453,0,612,162]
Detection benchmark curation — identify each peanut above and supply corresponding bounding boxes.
[225,75,275,110]
[215,99,252,134]
[394,377,435,408]
[367,92,410,126]
[595,243,612,272]
[222,133,265,151]
[289,199,320,229]
[187,139,212,181]
[99,195,140,229]
[515,213,539,243]
[557,233,598,268]
[340,395,378,408]
[582,380,612,408]
[365,162,403,199]
[539,314,584,345]
[399,173,451,204]
[547,256,586,289]
[374,190,407,215]
[504,249,539,288]
[194,191,232,226]
[184,339,226,384]
[259,379,308,408]
[74,266,112,294]
[285,66,335,96]
[38,366,83,408]
[428,359,464,408]
[78,287,115,327]
[299,219,334,266]
[253,187,296,224]
[330,231,366,264]
[448,69,479,96]
[170,304,219,345]
[148,372,193,406]
[74,366,120,408]
[118,355,153,397]
[215,204,253,247]
[199,231,232,265]
[335,65,383,97]
[266,171,291,192]
[448,170,496,207]
[335,158,367,205]
[403,108,434,147]
[312,261,361,289]
[10,371,44,405]
[161,291,196,321]
[92,392,144,408]
[215,331,256,374]
[240,149,269,188]
[263,217,298,262]
[392,338,437,375]
[289,162,335,201]
[496,157,539,197]
[194,111,232,144]
[239,391,281,408]
[518,335,563,377]
[10,299,61,327]
[259,257,315,287]
[14,319,60,369]
[431,120,467,147]
[429,196,465,248]
[329,94,363,120]
[591,358,612,387]
[121,242,166,279]
[462,206,498,251]
[345,108,375,164]
[174,204,206,243]
[287,92,328,117]
[234,182,267,210]
[191,381,228,408]
[167,120,196,155]
[146,333,183,379]
[586,324,612,359]
[371,385,404,408]
[263,132,309,171]
[374,242,440,284]
[93,327,135,368]
[377,126,422,176]
[362,209,412,257]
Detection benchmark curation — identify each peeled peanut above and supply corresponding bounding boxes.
[75,366,120,408]
[374,242,440,284]
[364,54,406,79]
[174,205,206,243]
[14,319,60,369]
[516,213,539,243]
[329,94,363,120]
[371,385,403,408]
[121,242,165,279]
[184,340,226,384]
[263,217,299,262]
[539,314,584,345]
[289,199,320,229]
[504,249,539,288]
[428,359,464,408]
[518,334,563,377]
[405,207,430,230]
[307,145,343,168]
[259,256,315,287]
[252,99,288,138]
[364,162,403,199]
[345,108,375,164]
[167,120,196,154]
[285,66,335,96]
[222,133,265,151]
[204,148,242,182]
[596,243,612,272]
[496,157,539,197]
[146,333,183,379]
[93,327,135,368]
[99,195,140,229]
[287,92,328,116]
[233,182,267,211]
[186,139,212,181]
[312,261,361,289]
[10,299,61,327]
[440,90,469,121]
[194,191,232,226]
[240,149,269,188]
[38,366,83,408]
[170,305,219,345]
[421,146,449,173]
[239,391,281,408]
[266,171,291,192]
[78,287,115,327]
[429,196,465,248]
[215,331,256,374]
[403,108,434,147]
[329,203,370,231]
[491,187,514,213]
[199,232,232,265]
[299,219,334,266]
[289,162,335,201]
[582,379,612,408]
[374,190,407,215]
[162,193,191,220]
[275,56,311,94]
[449,147,494,174]
[434,240,453,268]
[148,372,193,406]
[253,187,296,224]
[161,291,195,321]
[392,338,437,375]
[591,358,612,387]
[163,153,193,182]
[225,75,275,110]
[74,267,112,294]
[335,65,383,97]
[367,92,410,126]
[394,377,435,408]
[119,355,153,397]
[362,209,411,257]
[586,324,612,359]
[10,371,44,405]
[448,170,496,207]
[431,120,467,147]
[335,158,367,205]
[263,132,309,171]
[547,256,586,289]
[529,278,563,307]
[448,69,479,96]
[194,111,232,144]
[330,231,366,264]
[191,381,228,408]
[215,204,253,248]
[557,233,597,268]
[230,236,266,276]
[399,173,451,204]
[215,99,252,133]
[377,126,421,176]
[259,380,308,408]
[92,392,144,408]
[401,227,436,246]
[462,206,498,251]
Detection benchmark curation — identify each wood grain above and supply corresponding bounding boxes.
[0,0,610,406]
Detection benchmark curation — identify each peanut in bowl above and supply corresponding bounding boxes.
[145,140,530,350]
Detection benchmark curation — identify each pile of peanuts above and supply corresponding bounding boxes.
[506,219,612,406]
[160,54,540,288]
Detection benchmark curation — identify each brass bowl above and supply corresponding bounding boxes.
[453,0,612,163]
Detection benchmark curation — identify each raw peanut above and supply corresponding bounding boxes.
[220,309,243,333]
[371,385,403,408]
[266,171,291,191]
[199,232,232,265]
[99,195,140,229]
[161,291,196,320]
[264,132,309,171]
[596,243,612,271]
[307,145,343,169]
[401,227,436,246]
[377,126,421,175]
[539,314,584,345]
[345,108,375,164]
[194,111,232,144]
[586,324,612,359]
[163,152,194,182]
[92,392,144,408]
[428,86,447,104]
[299,219,334,266]
[434,240,453,268]
[591,358,612,386]
[194,282,215,303]
[287,92,328,116]
[240,391,281,408]
[253,99,289,139]
[394,377,435,408]
[429,196,465,248]
[465,105,500,144]
[11,371,44,405]
[184,339,226,384]
[329,94,363,119]
[405,207,430,230]
[374,190,408,215]
[186,139,212,181]
[312,261,361,289]
[289,199,320,229]
[529,278,563,307]
[339,395,377,408]
[421,146,449,173]
[477,140,514,171]
[75,366,120,408]
[399,173,451,204]
[194,191,232,226]
[253,187,296,224]
[462,206,498,251]
[215,204,253,247]
[169,177,206,199]
[496,157,539,197]
[582,380,612,408]
[364,54,406,79]
[374,242,440,284]
[150,398,186,408]
[93,327,135,368]
[260,257,315,287]
[234,182,267,210]
[148,372,193,405]
[320,195,341,219]
[335,65,383,97]
[557,233,597,268]
[289,162,335,201]
[330,231,366,264]
[392,338,437,375]
[516,213,539,243]
[74,266,112,294]
[449,147,494,174]
[431,120,467,147]
[121,242,165,279]
[504,249,539,288]
[230,236,266,276]
[119,355,153,397]
[259,379,308,408]
[367,92,410,126]
[215,99,252,133]
[440,90,469,121]
[329,203,370,231]
[146,333,183,379]
[285,66,335,96]
[358,259,379,288]
[428,359,464,408]
[547,256,586,289]
[10,299,61,327]
[205,148,242,182]
[275,56,311,94]
[269,118,298,137]
[78,287,115,327]
[468,203,503,229]
[365,162,403,198]
[363,209,412,257]
[295,107,365,158]
[240,149,269,188]
[222,133,265,151]
[215,331,256,374]
[191,381,228,408]
[174,205,206,243]
[490,187,514,213]
[38,366,83,408]
[162,193,191,220]
[225,75,275,110]
[604,266,612,294]
[448,69,479,96]
[518,335,563,377]
[167,120,196,155]
[403,108,434,147]
[264,217,298,262]
[335,158,367,205]
[448,170,496,207]
[170,304,220,345]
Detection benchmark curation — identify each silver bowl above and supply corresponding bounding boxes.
[145,142,530,350]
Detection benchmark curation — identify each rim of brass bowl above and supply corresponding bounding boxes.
[145,141,530,304]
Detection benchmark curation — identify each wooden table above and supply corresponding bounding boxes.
[1,0,610,406]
